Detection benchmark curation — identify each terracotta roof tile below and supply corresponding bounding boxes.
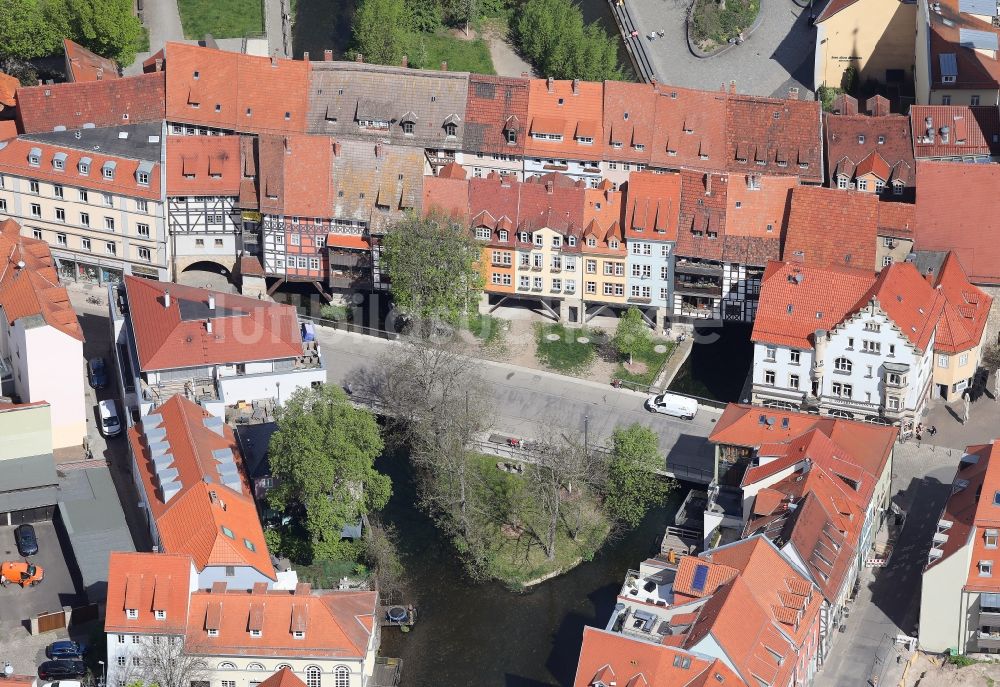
[465,75,529,155]
[126,395,274,578]
[726,94,822,183]
[0,70,18,108]
[166,136,241,196]
[0,219,84,341]
[783,186,879,271]
[815,0,862,22]
[604,82,656,165]
[525,79,604,161]
[824,112,914,192]
[123,275,303,370]
[673,556,739,599]
[927,0,1000,91]
[257,134,335,218]
[105,551,193,634]
[330,138,425,232]
[623,171,681,241]
[63,39,120,83]
[650,86,728,172]
[162,43,310,134]
[859,261,945,350]
[0,135,161,200]
[877,200,915,237]
[932,252,992,353]
[676,170,727,259]
[16,72,165,133]
[910,105,1000,159]
[259,668,307,687]
[915,160,1000,284]
[423,165,470,221]
[751,261,875,349]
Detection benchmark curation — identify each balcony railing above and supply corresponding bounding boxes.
[674,260,723,276]
[674,280,723,297]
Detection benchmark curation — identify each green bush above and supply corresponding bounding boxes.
[691,0,760,46]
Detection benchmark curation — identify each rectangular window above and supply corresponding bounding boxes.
[764,370,775,385]
[551,278,562,291]
[105,217,116,232]
[660,265,669,280]
[532,277,542,290]
[586,281,596,294]
[106,242,117,255]
[960,353,970,366]
[789,374,799,389]
[137,199,148,213]
[862,340,881,354]
[614,263,624,276]
[103,193,113,206]
[30,203,41,217]
[29,180,39,194]
[938,355,949,368]
[987,530,999,549]
[82,238,91,251]
[565,279,575,293]
[615,284,624,296]
[79,189,88,202]
[117,657,125,667]
[0,199,5,211]
[56,232,67,246]
[54,184,63,198]
[534,233,543,247]
[137,223,150,238]
[56,207,65,222]
[981,560,993,577]
[32,229,42,240]
[291,234,301,246]
[519,275,530,289]
[604,283,614,296]
[765,345,776,362]
[309,258,320,270]
[790,349,800,364]
[117,635,125,644]
[138,247,151,262]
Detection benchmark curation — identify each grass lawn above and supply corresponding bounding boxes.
[137,25,150,53]
[177,0,264,39]
[417,32,495,75]
[614,338,676,387]
[296,558,366,589]
[534,322,599,374]
[467,312,508,345]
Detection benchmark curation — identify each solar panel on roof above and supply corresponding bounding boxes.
[960,28,999,51]
[692,564,709,592]
[959,0,997,15]
[940,53,958,78]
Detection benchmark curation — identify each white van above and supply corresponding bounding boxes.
[645,393,698,420]
[98,399,122,437]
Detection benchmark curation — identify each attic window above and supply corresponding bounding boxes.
[981,560,994,577]
[52,152,67,170]
[246,108,253,117]
[773,112,780,119]
[215,104,221,112]
[715,674,725,683]
[193,70,200,79]
[557,98,564,105]
[993,490,1000,506]
[102,161,117,180]
[208,628,219,637]
[126,608,139,619]
[221,526,235,539]
[284,112,291,120]
[79,158,91,175]
[673,656,692,669]
[877,135,885,145]
[245,538,256,551]
[293,630,305,639]
[857,135,865,144]
[624,112,630,120]
[28,148,41,167]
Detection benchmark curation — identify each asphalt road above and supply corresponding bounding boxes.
[315,326,722,478]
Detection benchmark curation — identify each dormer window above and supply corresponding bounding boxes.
[986,529,999,549]
[52,152,67,170]
[587,237,596,247]
[892,181,903,196]
[293,630,305,639]
[28,147,41,167]
[499,230,508,241]
[126,608,138,619]
[208,628,219,637]
[634,144,645,151]
[155,610,166,620]
[102,161,117,180]
[444,123,457,137]
[193,70,200,79]
[857,135,865,144]
[505,129,517,145]
[250,629,262,638]
[518,231,529,243]
[136,161,153,187]
[576,136,593,145]
[403,122,414,135]
[609,239,619,249]
[79,157,91,175]
[981,560,994,577]
[475,227,491,240]
[568,236,576,247]
[611,141,623,149]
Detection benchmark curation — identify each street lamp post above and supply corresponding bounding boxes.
[98,660,106,687]
[276,381,281,407]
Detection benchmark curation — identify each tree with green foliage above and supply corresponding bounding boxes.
[353,0,413,66]
[605,424,673,528]
[515,0,622,81]
[65,0,144,68]
[410,0,443,33]
[0,0,63,60]
[613,307,649,366]
[382,212,485,325]
[267,385,391,561]
[982,341,1000,402]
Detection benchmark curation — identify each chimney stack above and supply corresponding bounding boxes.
[521,71,530,78]
[206,319,213,334]
[402,55,408,68]
[303,51,310,62]
[729,80,736,94]
[212,581,227,594]
[96,67,104,81]
[252,582,268,595]
[270,56,278,67]
[208,294,216,311]
[572,79,580,95]
[164,290,171,308]
[832,94,859,115]
[294,582,312,595]
[324,49,333,61]
[332,140,341,156]
[866,94,890,117]
[787,86,799,100]
[355,53,363,63]
[440,60,448,71]
[704,173,712,195]
[547,77,554,93]
[155,58,163,72]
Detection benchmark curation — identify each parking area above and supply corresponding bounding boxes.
[0,522,82,633]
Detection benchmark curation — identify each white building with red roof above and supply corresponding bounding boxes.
[127,394,285,589]
[110,276,324,418]
[0,218,86,449]
[105,551,380,687]
[751,260,944,428]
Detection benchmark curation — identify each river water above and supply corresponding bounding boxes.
[377,454,683,687]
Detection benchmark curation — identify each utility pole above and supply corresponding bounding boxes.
[584,415,589,456]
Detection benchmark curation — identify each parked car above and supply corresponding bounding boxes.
[14,523,38,556]
[645,393,698,420]
[0,561,44,587]
[98,399,121,438]
[37,661,86,681]
[87,357,108,389]
[42,681,83,687]
[46,640,84,660]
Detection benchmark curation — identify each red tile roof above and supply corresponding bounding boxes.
[422,164,471,221]
[123,275,303,371]
[815,0,862,21]
[0,121,17,141]
[16,72,166,133]
[824,112,914,190]
[0,135,162,200]
[467,172,588,244]
[161,43,310,134]
[63,39,120,83]
[525,79,604,161]
[649,86,728,172]
[783,186,878,271]
[187,585,376,658]
[673,556,739,600]
[726,94,822,183]
[259,668,306,687]
[623,171,681,241]
[910,105,1000,159]
[604,82,657,165]
[127,395,274,579]
[927,0,1000,91]
[573,627,746,687]
[723,173,795,265]
[752,261,874,349]
[926,443,991,575]
[105,551,194,634]
[932,251,993,353]
[465,75,529,156]
[877,200,915,238]
[0,219,84,341]
[859,260,945,350]
[676,170,727,259]
[166,136,241,196]
[0,70,18,108]
[915,160,1000,284]
[257,134,334,218]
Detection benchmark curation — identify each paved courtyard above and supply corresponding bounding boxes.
[620,0,816,97]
